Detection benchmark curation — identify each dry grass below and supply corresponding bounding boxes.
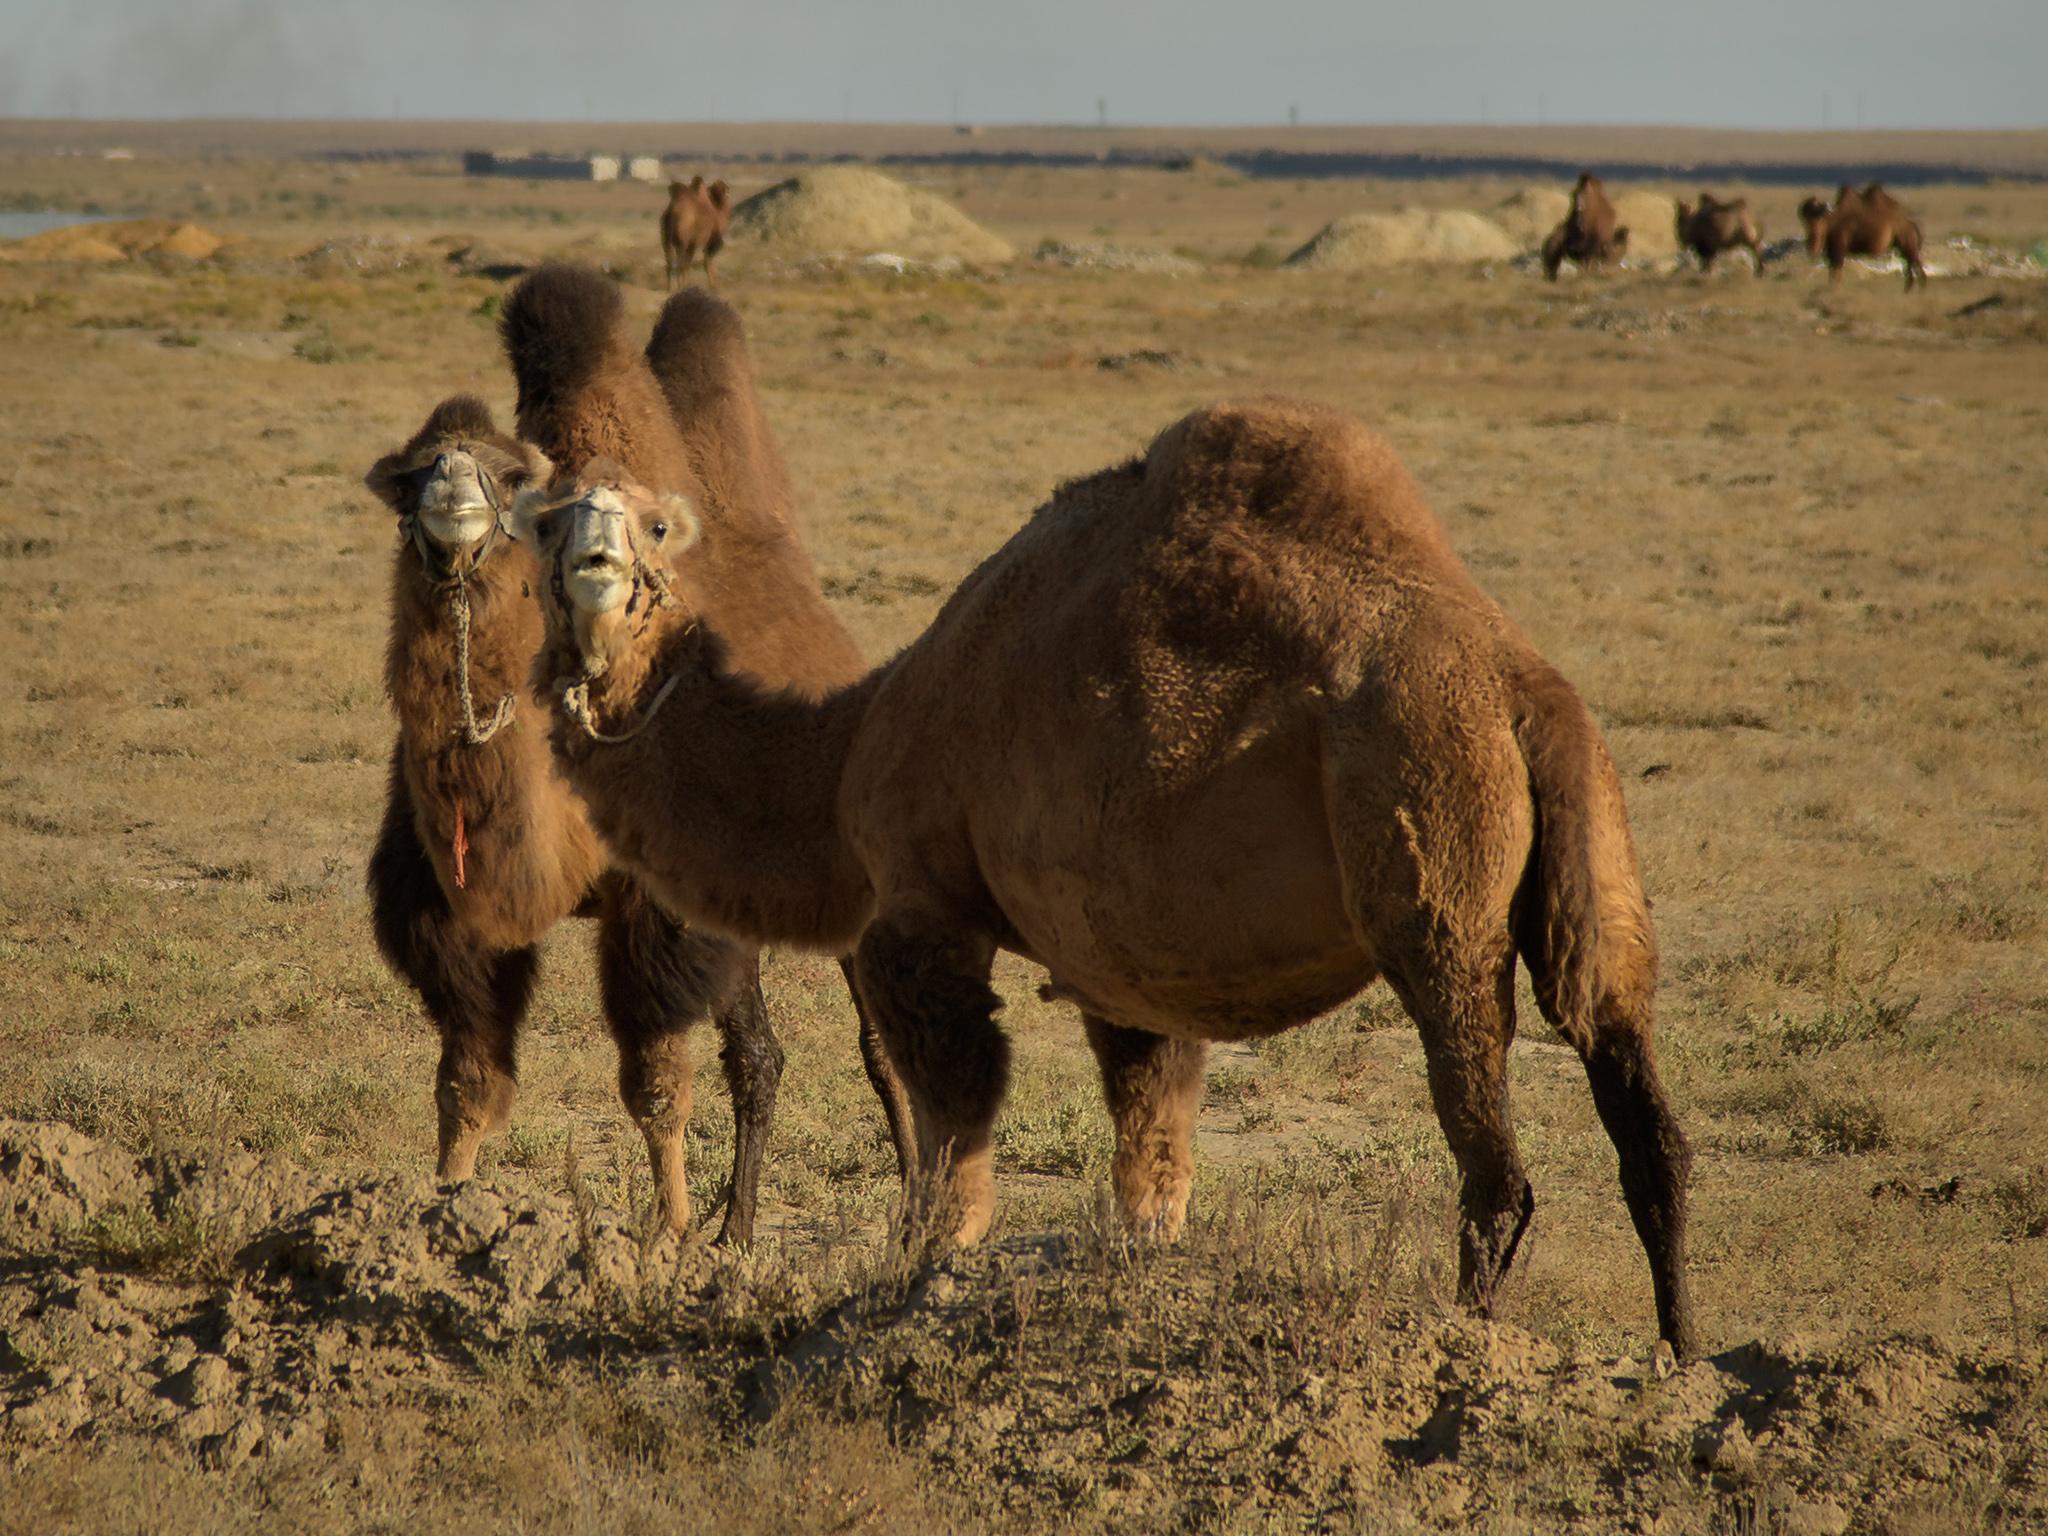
[1,143,2045,1531]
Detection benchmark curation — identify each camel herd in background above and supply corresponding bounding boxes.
[656,164,1933,291]
[1545,171,1929,288]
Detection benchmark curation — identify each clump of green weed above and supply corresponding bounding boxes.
[63,1195,236,1283]
[1790,1091,1892,1156]
[293,328,366,364]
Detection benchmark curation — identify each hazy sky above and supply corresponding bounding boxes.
[2,0,2042,130]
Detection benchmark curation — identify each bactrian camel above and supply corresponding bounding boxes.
[1798,183,1927,291]
[660,175,731,290]
[366,395,799,1243]
[496,263,916,1178]
[1674,193,1763,275]
[514,391,1700,1356]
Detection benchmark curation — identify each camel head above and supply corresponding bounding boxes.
[517,459,698,685]
[1798,196,1832,251]
[366,396,551,576]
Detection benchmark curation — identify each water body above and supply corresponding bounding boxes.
[0,211,111,239]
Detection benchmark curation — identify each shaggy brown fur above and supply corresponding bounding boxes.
[364,396,787,1243]
[518,395,1701,1358]
[1675,193,1763,274]
[1800,183,1927,291]
[659,176,731,290]
[499,265,914,1176]
[1541,173,1630,280]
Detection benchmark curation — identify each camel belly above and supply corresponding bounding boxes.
[974,717,1373,1039]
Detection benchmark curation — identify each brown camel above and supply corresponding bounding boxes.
[1799,183,1927,290]
[365,395,794,1243]
[1674,193,1763,275]
[512,390,1701,1357]
[498,263,916,1178]
[1541,173,1630,280]
[659,175,731,290]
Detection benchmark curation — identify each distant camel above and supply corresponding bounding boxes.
[363,397,786,1242]
[1799,183,1927,291]
[1542,173,1629,280]
[511,390,1702,1359]
[1674,193,1762,275]
[660,175,731,289]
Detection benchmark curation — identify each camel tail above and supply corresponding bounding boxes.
[1507,662,1659,1052]
[500,264,627,436]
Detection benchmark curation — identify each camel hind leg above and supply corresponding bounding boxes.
[1897,224,1927,291]
[1322,705,1536,1317]
[853,908,1008,1247]
[1383,944,1533,1313]
[368,794,533,1181]
[597,880,779,1243]
[1084,1015,1207,1240]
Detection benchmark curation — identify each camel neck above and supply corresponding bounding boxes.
[554,615,880,952]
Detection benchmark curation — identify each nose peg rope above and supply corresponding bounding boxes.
[450,569,517,747]
[560,671,682,745]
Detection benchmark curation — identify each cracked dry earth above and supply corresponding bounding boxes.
[3,1117,2043,1532]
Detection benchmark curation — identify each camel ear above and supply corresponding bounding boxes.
[651,492,701,552]
[507,484,558,547]
[364,450,426,515]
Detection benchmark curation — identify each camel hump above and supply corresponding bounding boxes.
[501,264,631,433]
[647,287,747,374]
[1508,661,1657,1047]
[1145,399,1396,498]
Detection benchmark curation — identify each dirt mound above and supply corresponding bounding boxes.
[1613,191,1681,260]
[1492,187,1572,248]
[146,223,225,260]
[728,166,1014,265]
[4,1117,2043,1530]
[1284,209,1519,270]
[3,217,228,263]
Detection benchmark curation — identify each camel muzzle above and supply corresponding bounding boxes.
[560,492,634,617]
[417,452,500,552]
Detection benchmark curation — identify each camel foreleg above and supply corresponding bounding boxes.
[368,791,533,1181]
[598,880,772,1242]
[841,953,917,1183]
[1083,1014,1206,1241]
[854,910,1007,1249]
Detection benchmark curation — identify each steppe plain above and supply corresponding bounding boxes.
[1,125,2046,1533]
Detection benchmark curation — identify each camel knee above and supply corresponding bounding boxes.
[854,919,1007,1131]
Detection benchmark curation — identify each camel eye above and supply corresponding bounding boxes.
[650,521,669,544]
[532,513,557,544]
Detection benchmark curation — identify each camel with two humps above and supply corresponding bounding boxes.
[509,369,1701,1357]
